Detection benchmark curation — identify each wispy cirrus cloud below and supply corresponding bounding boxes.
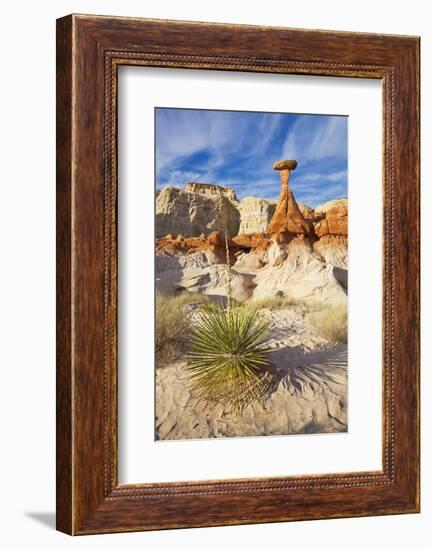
[282,116,347,163]
[293,170,347,184]
[161,169,203,187]
[155,108,347,207]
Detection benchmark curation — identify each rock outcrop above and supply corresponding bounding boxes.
[267,160,312,235]
[155,160,348,306]
[314,235,348,271]
[297,202,314,219]
[185,182,238,202]
[238,197,276,234]
[156,230,240,265]
[156,187,240,237]
[156,179,326,237]
[156,230,347,305]
[252,237,347,305]
[314,203,348,237]
[315,198,347,214]
[156,253,256,302]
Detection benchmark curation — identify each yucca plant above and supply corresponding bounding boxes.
[186,303,273,413]
[185,232,273,413]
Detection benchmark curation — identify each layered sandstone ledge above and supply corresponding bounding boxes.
[156,185,240,237]
[185,181,238,202]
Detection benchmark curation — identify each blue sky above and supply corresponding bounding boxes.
[155,108,347,207]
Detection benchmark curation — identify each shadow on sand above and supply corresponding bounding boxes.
[191,343,348,417]
[262,344,348,400]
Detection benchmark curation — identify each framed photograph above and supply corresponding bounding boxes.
[56,14,420,534]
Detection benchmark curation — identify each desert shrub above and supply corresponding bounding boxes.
[167,291,210,309]
[185,303,273,414]
[308,303,348,344]
[250,295,308,311]
[155,292,210,366]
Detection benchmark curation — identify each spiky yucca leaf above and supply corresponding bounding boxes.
[186,303,273,413]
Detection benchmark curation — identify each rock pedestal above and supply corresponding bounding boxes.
[267,160,311,235]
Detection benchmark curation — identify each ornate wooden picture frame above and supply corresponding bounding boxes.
[56,14,420,535]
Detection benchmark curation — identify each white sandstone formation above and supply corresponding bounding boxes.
[156,254,255,302]
[185,182,238,202]
[314,198,348,214]
[252,238,347,305]
[156,236,347,306]
[156,186,240,237]
[237,197,276,234]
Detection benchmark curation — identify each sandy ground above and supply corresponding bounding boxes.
[155,306,347,440]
